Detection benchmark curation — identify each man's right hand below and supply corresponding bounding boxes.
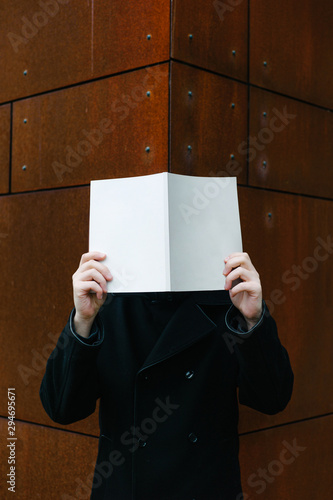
[72,252,113,338]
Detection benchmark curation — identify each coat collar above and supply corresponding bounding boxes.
[138,291,232,372]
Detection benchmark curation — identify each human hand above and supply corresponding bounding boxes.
[223,252,263,330]
[72,252,113,337]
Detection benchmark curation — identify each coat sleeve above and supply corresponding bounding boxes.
[39,309,104,425]
[225,301,294,415]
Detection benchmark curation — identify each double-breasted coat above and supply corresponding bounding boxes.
[40,291,293,500]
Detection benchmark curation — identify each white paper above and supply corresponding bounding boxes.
[89,173,242,293]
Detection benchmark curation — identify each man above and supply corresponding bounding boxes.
[40,251,293,500]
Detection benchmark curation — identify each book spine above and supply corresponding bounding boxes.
[164,173,171,291]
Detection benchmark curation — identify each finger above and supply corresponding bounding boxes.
[224,252,247,262]
[224,253,256,276]
[224,252,252,269]
[75,269,108,294]
[79,251,106,267]
[228,280,262,298]
[224,267,254,290]
[77,280,104,298]
[80,281,107,300]
[79,260,112,280]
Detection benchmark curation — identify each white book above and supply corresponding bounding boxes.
[89,172,242,292]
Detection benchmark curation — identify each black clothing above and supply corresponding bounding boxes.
[40,291,293,500]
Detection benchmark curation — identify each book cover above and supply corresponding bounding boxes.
[89,172,242,292]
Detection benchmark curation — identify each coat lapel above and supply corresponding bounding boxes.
[139,291,231,371]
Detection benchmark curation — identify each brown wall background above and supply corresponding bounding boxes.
[1,1,332,498]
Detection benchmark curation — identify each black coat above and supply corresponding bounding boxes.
[40,291,293,500]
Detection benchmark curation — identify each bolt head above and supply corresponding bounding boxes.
[232,50,236,56]
[188,34,193,40]
[231,103,235,109]
[22,165,27,171]
[23,69,28,76]
[146,91,151,97]
[145,147,150,153]
[147,34,151,40]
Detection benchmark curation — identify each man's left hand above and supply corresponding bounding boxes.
[223,252,263,330]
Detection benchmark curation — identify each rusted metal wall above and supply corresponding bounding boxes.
[171,0,333,498]
[1,0,332,498]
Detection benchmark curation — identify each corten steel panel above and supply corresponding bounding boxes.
[0,187,101,435]
[1,0,170,103]
[248,88,333,199]
[1,0,91,103]
[0,104,11,194]
[93,0,170,77]
[11,64,169,192]
[250,0,333,109]
[239,415,333,499]
[0,418,98,499]
[237,187,333,433]
[172,0,248,82]
[170,62,247,183]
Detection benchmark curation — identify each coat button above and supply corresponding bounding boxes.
[188,433,198,443]
[185,370,194,379]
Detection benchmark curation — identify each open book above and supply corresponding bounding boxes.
[89,172,242,292]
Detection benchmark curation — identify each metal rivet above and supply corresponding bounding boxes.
[147,34,151,40]
[22,165,27,171]
[145,147,150,153]
[232,50,236,56]
[186,370,194,379]
[231,103,235,109]
[146,91,151,97]
[263,61,267,67]
[230,154,235,160]
[23,69,28,76]
[262,161,267,167]
[188,91,193,97]
[188,433,198,443]
[187,145,192,151]
[23,118,28,124]
[263,112,267,117]
[188,34,193,40]
[268,212,272,219]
